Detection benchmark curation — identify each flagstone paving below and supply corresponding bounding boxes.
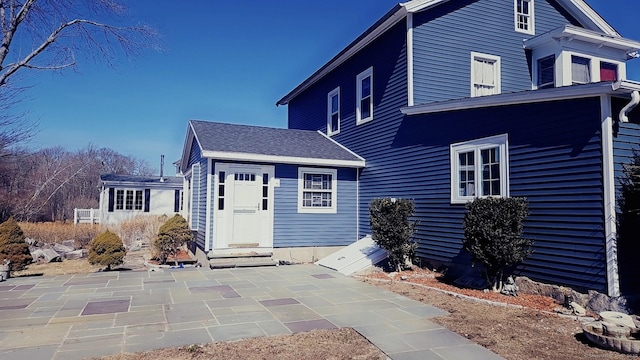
[0,265,505,360]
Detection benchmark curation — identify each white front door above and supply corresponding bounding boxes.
[214,163,274,250]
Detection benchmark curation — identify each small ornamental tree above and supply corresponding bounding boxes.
[462,197,533,292]
[369,198,418,272]
[88,231,126,270]
[0,217,32,272]
[154,214,193,265]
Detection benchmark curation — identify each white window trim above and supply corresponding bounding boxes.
[114,189,144,212]
[556,51,626,87]
[356,67,373,125]
[450,134,510,204]
[470,52,501,97]
[514,0,535,35]
[327,87,340,136]
[297,167,337,214]
[535,54,556,89]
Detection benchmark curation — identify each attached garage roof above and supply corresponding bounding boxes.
[189,120,365,168]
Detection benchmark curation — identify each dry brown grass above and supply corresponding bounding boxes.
[103,215,167,249]
[19,222,100,248]
[19,215,167,251]
[13,259,102,277]
[93,328,386,360]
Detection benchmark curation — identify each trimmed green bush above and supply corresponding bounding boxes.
[88,230,126,270]
[369,198,418,272]
[154,214,193,265]
[0,217,32,272]
[462,197,532,292]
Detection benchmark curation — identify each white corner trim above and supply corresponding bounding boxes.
[600,95,620,297]
[407,12,414,106]
[204,159,213,252]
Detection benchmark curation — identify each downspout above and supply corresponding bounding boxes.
[619,90,640,122]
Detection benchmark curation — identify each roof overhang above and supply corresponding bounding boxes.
[276,0,622,106]
[201,150,365,168]
[99,180,183,189]
[401,81,640,115]
[524,25,640,55]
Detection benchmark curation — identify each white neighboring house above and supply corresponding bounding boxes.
[98,174,184,225]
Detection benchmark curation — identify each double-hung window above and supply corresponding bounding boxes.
[471,52,501,97]
[515,0,534,35]
[327,87,340,135]
[356,67,373,125]
[450,134,509,204]
[298,167,337,213]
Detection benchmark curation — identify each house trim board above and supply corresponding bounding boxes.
[205,159,213,252]
[600,94,620,297]
[401,81,640,115]
[317,131,366,163]
[406,12,414,106]
[201,150,365,168]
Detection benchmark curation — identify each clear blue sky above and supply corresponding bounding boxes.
[12,0,640,173]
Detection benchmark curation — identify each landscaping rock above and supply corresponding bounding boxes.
[30,249,44,263]
[25,238,38,246]
[41,248,61,263]
[570,302,587,316]
[64,249,84,260]
[53,243,75,255]
[62,239,76,249]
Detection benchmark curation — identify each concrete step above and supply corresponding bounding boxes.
[209,257,278,269]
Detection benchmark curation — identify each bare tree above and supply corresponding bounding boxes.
[0,0,158,153]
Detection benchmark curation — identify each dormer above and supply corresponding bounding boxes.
[524,25,640,89]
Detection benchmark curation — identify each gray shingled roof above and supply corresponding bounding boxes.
[100,174,182,184]
[190,120,364,164]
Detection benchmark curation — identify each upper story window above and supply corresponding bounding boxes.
[327,87,340,135]
[600,62,618,82]
[356,67,373,125]
[298,167,337,213]
[471,52,501,97]
[515,0,534,35]
[571,56,591,84]
[450,134,509,204]
[537,55,555,89]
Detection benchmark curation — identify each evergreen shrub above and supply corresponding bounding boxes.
[0,217,32,272]
[369,198,417,272]
[88,230,126,270]
[154,214,192,265]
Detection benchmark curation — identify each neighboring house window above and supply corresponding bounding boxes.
[450,134,509,204]
[571,56,591,84]
[298,167,337,213]
[113,189,144,211]
[471,52,501,97]
[600,62,618,82]
[327,87,340,135]
[356,67,373,125]
[537,55,555,89]
[515,0,534,35]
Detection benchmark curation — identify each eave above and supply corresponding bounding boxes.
[201,150,365,168]
[401,81,640,115]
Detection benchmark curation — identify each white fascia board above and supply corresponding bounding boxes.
[564,0,619,37]
[401,0,449,12]
[317,130,366,163]
[401,82,622,115]
[201,150,365,168]
[179,122,197,172]
[524,25,640,52]
[100,181,183,189]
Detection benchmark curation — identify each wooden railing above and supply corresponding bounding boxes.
[73,208,100,224]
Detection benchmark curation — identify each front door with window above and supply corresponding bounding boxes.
[214,164,274,250]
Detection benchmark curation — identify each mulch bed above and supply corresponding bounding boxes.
[360,267,559,312]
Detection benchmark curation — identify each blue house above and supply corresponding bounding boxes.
[182,0,640,297]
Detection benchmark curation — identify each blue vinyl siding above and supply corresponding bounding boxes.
[356,97,606,292]
[273,165,358,248]
[413,0,579,103]
[191,159,208,250]
[288,20,407,134]
[612,97,640,295]
[187,139,202,169]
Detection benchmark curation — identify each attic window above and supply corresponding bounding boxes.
[571,56,591,84]
[515,0,534,35]
[600,62,618,82]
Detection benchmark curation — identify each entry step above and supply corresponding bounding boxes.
[209,257,278,269]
